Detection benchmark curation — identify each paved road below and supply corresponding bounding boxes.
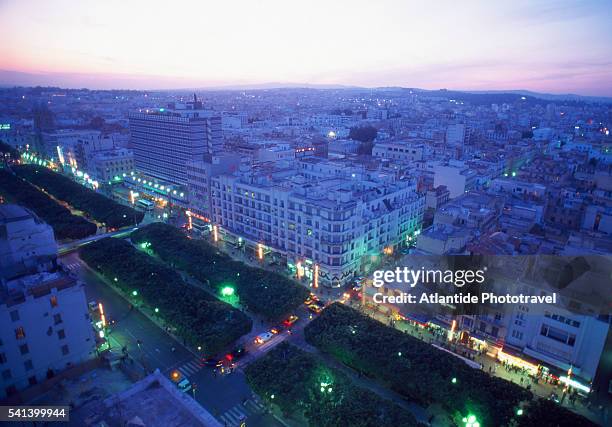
[60,251,285,427]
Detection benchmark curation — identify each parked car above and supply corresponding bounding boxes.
[254,332,274,345]
[177,378,192,393]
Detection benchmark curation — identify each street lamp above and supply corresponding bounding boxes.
[221,286,235,297]
[451,377,457,384]
[462,414,480,427]
[132,290,138,296]
[154,307,159,313]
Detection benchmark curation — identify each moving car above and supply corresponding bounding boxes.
[307,304,322,314]
[282,315,299,327]
[304,293,319,305]
[254,332,274,345]
[203,357,223,368]
[270,325,285,334]
[230,346,248,360]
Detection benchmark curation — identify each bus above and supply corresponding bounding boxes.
[137,199,154,211]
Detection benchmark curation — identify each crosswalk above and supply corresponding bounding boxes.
[175,358,203,377]
[63,262,82,271]
[219,398,266,427]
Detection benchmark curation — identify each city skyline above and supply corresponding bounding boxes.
[1,0,612,95]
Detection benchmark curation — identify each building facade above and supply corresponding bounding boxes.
[0,205,57,280]
[129,107,222,186]
[203,158,424,287]
[0,272,95,399]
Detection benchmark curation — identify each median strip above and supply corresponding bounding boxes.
[131,223,310,320]
[79,237,252,355]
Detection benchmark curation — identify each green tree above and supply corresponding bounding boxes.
[349,125,378,143]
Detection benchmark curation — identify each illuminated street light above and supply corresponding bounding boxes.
[448,319,457,341]
[154,307,159,313]
[516,408,524,416]
[98,303,106,327]
[462,414,480,427]
[132,290,138,296]
[221,286,235,297]
[451,377,457,384]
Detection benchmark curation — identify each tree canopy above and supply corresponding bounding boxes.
[131,223,309,320]
[304,303,532,426]
[349,125,378,143]
[245,342,419,427]
[80,238,252,355]
[0,169,97,240]
[14,164,143,228]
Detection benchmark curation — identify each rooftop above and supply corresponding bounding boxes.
[78,370,222,427]
[0,204,32,224]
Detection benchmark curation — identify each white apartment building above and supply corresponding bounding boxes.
[490,178,547,199]
[43,130,111,172]
[0,207,94,399]
[372,141,426,162]
[129,105,222,186]
[205,158,424,287]
[186,153,242,220]
[505,303,608,383]
[433,161,478,198]
[0,205,57,280]
[446,123,466,145]
[92,148,134,182]
[0,272,95,399]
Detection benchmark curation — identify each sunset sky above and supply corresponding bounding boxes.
[1,0,611,95]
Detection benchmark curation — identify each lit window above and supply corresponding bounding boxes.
[15,327,25,340]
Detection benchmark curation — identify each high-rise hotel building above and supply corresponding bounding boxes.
[129,99,222,186]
